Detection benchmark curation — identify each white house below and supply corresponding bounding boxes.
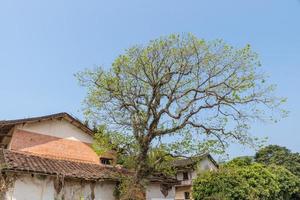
[0,113,177,200]
[0,112,218,200]
[173,155,218,200]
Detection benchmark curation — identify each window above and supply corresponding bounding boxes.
[0,144,8,149]
[183,172,189,180]
[100,158,113,165]
[184,192,190,200]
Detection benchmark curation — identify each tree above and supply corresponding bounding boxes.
[77,34,284,189]
[193,166,253,200]
[269,165,300,200]
[193,162,300,200]
[255,145,300,178]
[225,156,253,167]
[92,125,139,169]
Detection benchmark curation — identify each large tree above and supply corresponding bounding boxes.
[255,145,300,178]
[77,34,284,188]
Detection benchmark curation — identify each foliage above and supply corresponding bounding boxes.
[225,156,253,167]
[193,163,277,200]
[114,176,146,200]
[255,145,300,178]
[0,173,17,199]
[193,153,300,200]
[269,165,300,200]
[92,125,224,177]
[77,33,285,183]
[92,125,139,169]
[193,162,300,200]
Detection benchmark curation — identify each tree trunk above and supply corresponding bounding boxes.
[135,143,149,182]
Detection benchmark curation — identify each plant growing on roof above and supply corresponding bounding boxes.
[77,33,286,192]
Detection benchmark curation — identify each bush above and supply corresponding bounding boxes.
[193,163,300,200]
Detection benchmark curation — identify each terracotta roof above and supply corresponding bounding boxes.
[0,112,94,137]
[0,149,129,181]
[172,153,219,169]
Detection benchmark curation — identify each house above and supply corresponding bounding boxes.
[173,155,218,200]
[146,173,177,200]
[0,113,177,200]
[0,113,126,199]
[0,112,218,200]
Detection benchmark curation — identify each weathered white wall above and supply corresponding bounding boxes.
[146,183,175,200]
[16,119,93,143]
[176,157,217,181]
[177,171,192,181]
[177,172,183,181]
[175,157,218,200]
[175,186,191,200]
[191,157,217,179]
[5,175,177,200]
[5,174,116,200]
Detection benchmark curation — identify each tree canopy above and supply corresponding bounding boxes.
[255,145,300,178]
[77,33,285,191]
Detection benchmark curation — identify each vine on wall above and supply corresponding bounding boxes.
[0,172,17,199]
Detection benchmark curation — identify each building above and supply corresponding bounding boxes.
[0,112,218,200]
[173,155,218,200]
[0,113,127,199]
[0,113,177,200]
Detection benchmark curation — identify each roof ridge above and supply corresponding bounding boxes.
[0,112,94,136]
[0,112,68,124]
[172,153,219,168]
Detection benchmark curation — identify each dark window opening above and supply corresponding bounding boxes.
[100,158,113,165]
[184,192,190,199]
[0,144,8,149]
[183,172,189,180]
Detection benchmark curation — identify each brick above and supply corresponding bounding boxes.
[10,129,100,164]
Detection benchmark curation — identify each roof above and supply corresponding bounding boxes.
[172,153,219,169]
[0,149,178,185]
[0,149,129,181]
[148,173,179,185]
[0,112,94,137]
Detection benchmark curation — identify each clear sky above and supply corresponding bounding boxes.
[0,0,299,158]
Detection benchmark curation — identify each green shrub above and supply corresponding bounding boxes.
[193,163,300,200]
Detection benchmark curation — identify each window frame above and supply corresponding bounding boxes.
[100,157,113,165]
[184,191,190,200]
[182,172,189,180]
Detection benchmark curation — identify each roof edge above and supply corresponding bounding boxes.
[0,112,94,136]
[173,153,219,169]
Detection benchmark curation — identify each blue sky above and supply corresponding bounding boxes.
[0,0,299,158]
